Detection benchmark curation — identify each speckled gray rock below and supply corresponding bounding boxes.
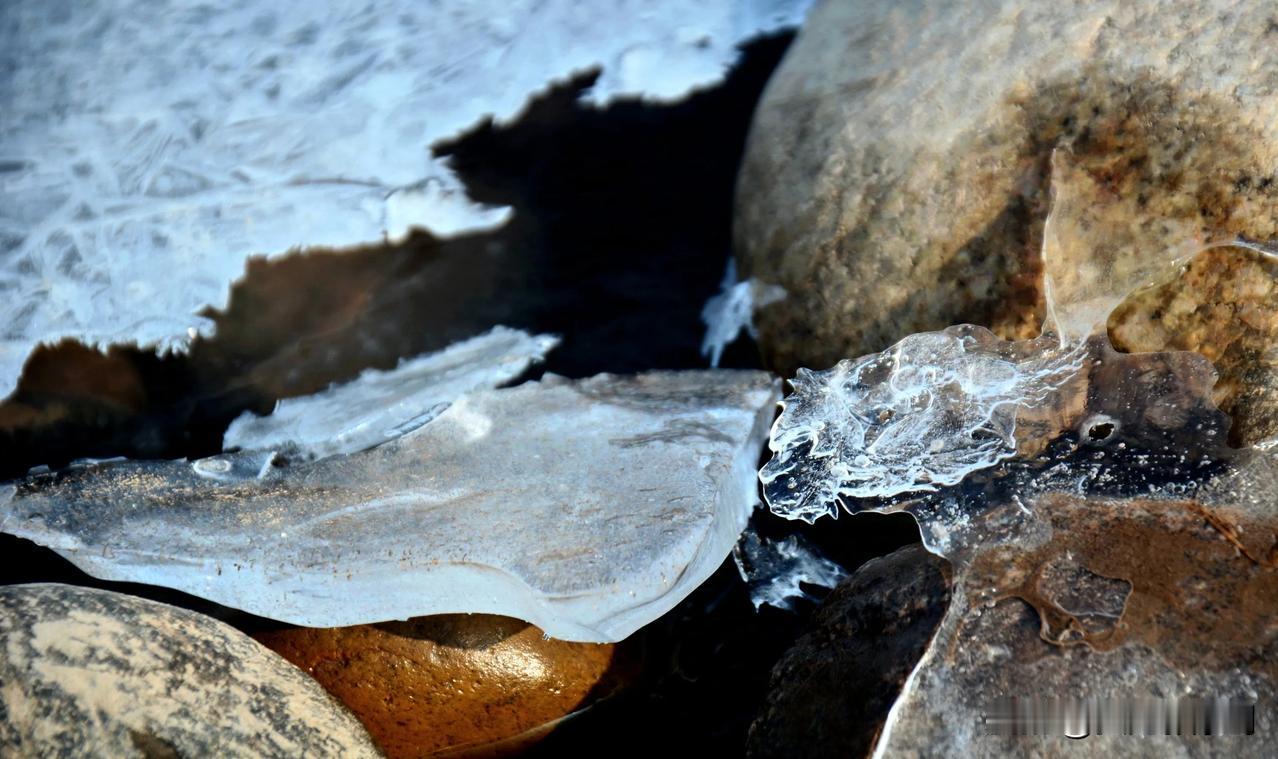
[0,584,380,758]
[736,0,1278,376]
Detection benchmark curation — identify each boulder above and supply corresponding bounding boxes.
[0,584,379,757]
[737,0,1278,380]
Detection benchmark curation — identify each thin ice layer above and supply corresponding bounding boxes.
[0,370,778,643]
[223,327,558,460]
[0,0,813,400]
[870,447,1278,755]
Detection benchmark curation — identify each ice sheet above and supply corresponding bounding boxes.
[0,0,813,399]
[223,326,558,460]
[1,370,779,642]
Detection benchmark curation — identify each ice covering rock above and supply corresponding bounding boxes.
[0,583,380,757]
[0,370,778,642]
[758,361,1278,754]
[223,326,558,460]
[700,260,787,367]
[871,453,1278,755]
[761,328,1083,523]
[761,150,1277,526]
[0,0,814,400]
[732,530,846,610]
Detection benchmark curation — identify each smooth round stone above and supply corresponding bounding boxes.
[255,614,638,758]
[0,583,380,757]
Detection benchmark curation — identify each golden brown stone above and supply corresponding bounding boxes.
[255,614,636,759]
[737,0,1278,379]
[1110,246,1278,446]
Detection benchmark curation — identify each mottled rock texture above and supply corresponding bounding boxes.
[747,545,951,758]
[257,614,637,758]
[876,493,1278,757]
[0,584,379,757]
[1110,246,1278,446]
[737,0,1278,376]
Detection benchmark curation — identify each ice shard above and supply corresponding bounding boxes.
[0,370,778,642]
[700,260,787,367]
[223,326,558,460]
[733,530,847,610]
[0,0,813,400]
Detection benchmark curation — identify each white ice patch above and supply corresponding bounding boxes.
[733,530,847,610]
[0,370,779,642]
[223,326,558,461]
[0,0,814,400]
[700,259,787,367]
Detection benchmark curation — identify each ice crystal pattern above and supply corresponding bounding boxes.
[760,327,1083,522]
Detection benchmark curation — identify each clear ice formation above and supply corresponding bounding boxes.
[761,149,1278,532]
[223,327,558,461]
[0,0,813,401]
[700,260,787,367]
[760,329,1084,522]
[733,530,847,610]
[0,370,778,642]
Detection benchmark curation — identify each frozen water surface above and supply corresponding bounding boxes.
[0,0,813,399]
[223,326,558,460]
[0,370,778,642]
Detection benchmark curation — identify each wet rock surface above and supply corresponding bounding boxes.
[747,545,951,758]
[878,491,1278,757]
[256,614,638,758]
[737,0,1278,376]
[0,583,380,757]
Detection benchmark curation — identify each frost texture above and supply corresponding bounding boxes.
[224,326,558,460]
[0,370,778,643]
[761,149,1278,525]
[0,0,813,400]
[733,531,847,610]
[700,260,787,367]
